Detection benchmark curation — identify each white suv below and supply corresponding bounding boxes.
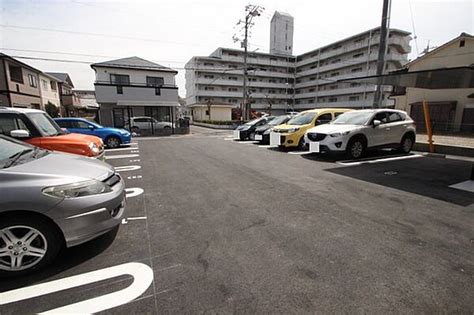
[304,109,416,159]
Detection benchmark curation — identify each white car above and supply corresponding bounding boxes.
[304,109,416,159]
[128,116,173,134]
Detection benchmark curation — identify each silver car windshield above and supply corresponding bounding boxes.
[331,111,373,125]
[28,113,63,136]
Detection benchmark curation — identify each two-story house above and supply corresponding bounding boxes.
[0,53,42,109]
[46,72,81,117]
[39,72,61,114]
[91,56,179,129]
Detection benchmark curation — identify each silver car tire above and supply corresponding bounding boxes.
[400,136,414,154]
[0,215,62,277]
[346,138,365,159]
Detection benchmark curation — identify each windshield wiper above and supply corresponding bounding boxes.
[3,149,34,168]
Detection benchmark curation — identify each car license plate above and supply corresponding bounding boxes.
[270,132,280,146]
[233,130,240,139]
[255,134,262,141]
[309,142,320,153]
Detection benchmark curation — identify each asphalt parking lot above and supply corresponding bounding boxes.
[1,126,473,313]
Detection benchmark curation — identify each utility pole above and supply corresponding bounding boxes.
[233,4,264,120]
[373,0,391,108]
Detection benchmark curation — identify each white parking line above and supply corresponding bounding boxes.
[0,262,153,314]
[125,187,144,198]
[129,159,141,162]
[105,147,139,152]
[258,145,274,148]
[337,154,423,166]
[287,151,312,155]
[122,216,147,224]
[237,141,259,144]
[105,154,140,160]
[115,165,141,172]
[449,180,474,192]
[223,138,234,141]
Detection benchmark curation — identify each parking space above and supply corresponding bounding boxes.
[1,126,473,313]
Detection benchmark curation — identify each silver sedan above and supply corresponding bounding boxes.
[0,135,126,276]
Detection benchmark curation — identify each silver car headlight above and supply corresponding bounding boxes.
[42,180,112,199]
[329,131,350,138]
[88,142,100,153]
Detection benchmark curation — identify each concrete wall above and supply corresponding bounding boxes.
[192,107,232,121]
[393,35,474,130]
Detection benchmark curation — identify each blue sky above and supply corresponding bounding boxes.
[1,0,472,96]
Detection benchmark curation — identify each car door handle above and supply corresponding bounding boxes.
[385,128,391,130]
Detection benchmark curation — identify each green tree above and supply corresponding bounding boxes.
[45,102,60,118]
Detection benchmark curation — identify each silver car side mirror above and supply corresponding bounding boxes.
[373,120,381,127]
[10,129,30,138]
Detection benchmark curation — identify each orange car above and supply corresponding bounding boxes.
[0,107,104,159]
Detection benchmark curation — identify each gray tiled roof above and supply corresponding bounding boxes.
[91,56,177,72]
[45,72,69,82]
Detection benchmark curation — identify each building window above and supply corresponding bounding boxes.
[228,52,238,56]
[228,76,238,80]
[308,99,314,103]
[309,88,315,92]
[155,88,161,95]
[228,87,238,92]
[50,81,57,90]
[310,77,316,81]
[331,58,341,64]
[228,65,238,69]
[117,86,123,94]
[328,97,337,103]
[351,67,363,73]
[204,86,214,91]
[329,84,337,90]
[350,82,361,87]
[330,72,340,77]
[110,74,130,85]
[9,65,23,83]
[203,74,214,79]
[353,52,364,58]
[349,96,360,101]
[460,40,465,47]
[28,74,37,88]
[146,76,164,87]
[203,62,214,66]
[42,79,49,90]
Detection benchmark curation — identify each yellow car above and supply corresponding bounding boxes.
[272,108,352,149]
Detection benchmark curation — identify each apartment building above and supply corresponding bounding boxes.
[91,56,179,129]
[0,53,42,109]
[185,12,411,118]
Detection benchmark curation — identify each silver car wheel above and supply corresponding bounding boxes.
[351,141,363,158]
[402,138,413,153]
[107,137,120,148]
[0,226,47,271]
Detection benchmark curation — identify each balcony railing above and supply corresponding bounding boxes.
[94,81,178,89]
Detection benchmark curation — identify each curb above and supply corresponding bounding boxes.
[192,122,236,130]
[414,142,474,158]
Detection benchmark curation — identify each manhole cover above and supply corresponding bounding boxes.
[384,171,398,176]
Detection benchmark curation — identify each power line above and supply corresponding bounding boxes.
[0,24,210,47]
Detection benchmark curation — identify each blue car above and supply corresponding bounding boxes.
[55,118,131,148]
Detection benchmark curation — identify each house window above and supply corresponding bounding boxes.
[110,74,130,85]
[50,81,57,90]
[117,86,123,94]
[146,76,164,87]
[28,74,37,88]
[460,39,465,47]
[42,79,49,90]
[9,65,23,83]
[155,88,161,95]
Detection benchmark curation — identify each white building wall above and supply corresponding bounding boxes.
[39,74,60,109]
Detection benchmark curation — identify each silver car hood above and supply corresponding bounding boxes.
[6,152,114,182]
[306,124,363,134]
